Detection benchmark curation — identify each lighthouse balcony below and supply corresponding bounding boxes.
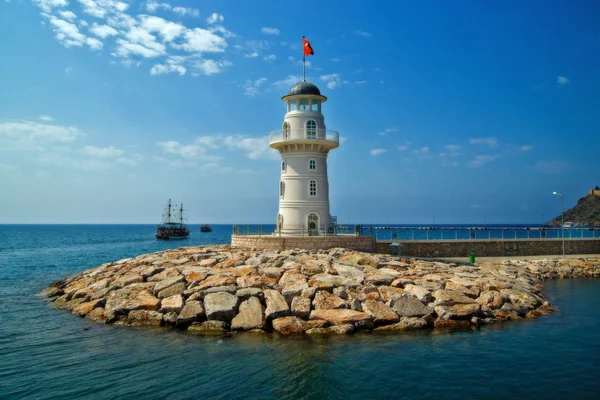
[269,129,340,150]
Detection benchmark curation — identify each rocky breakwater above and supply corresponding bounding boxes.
[41,246,600,335]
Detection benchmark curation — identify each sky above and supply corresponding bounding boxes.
[0,0,599,224]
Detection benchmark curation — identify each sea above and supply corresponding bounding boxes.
[1,224,599,400]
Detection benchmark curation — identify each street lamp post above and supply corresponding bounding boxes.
[552,192,565,259]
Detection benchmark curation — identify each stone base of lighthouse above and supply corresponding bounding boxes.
[231,235,375,252]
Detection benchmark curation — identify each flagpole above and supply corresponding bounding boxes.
[303,55,306,82]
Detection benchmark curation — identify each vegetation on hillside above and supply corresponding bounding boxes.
[548,193,600,226]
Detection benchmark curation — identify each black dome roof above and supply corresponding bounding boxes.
[287,81,322,96]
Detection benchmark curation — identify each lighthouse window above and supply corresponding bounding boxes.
[299,98,310,111]
[306,120,317,139]
[311,101,320,111]
[309,180,317,196]
[309,159,316,170]
[282,122,289,139]
[280,181,285,198]
[282,161,286,172]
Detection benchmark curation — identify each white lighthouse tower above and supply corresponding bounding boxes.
[269,81,340,236]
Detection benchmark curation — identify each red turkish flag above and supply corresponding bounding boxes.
[303,36,314,56]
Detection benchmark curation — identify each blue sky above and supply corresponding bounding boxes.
[1,0,599,224]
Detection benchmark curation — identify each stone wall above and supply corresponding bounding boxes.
[231,235,375,252]
[375,238,600,257]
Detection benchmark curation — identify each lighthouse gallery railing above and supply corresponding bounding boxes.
[269,129,339,145]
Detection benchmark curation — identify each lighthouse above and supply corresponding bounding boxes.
[269,81,340,236]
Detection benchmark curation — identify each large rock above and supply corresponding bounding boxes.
[204,292,238,322]
[282,281,309,303]
[272,316,307,335]
[291,297,312,319]
[433,319,472,329]
[127,293,160,311]
[236,287,264,302]
[377,286,405,303]
[264,289,290,321]
[332,264,365,283]
[338,253,378,267]
[361,300,399,326]
[72,298,105,316]
[431,289,476,306]
[309,309,372,327]
[176,301,205,327]
[231,297,264,331]
[476,291,508,310]
[160,294,184,314]
[312,291,348,310]
[153,276,185,296]
[374,317,428,331]
[390,296,433,318]
[434,303,481,320]
[112,274,143,288]
[403,284,433,303]
[236,274,277,289]
[197,275,237,290]
[124,310,163,327]
[187,320,229,334]
[364,273,396,286]
[85,307,108,323]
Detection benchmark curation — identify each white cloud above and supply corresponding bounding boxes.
[117,153,144,166]
[332,58,340,62]
[320,73,342,89]
[261,27,280,35]
[222,135,278,160]
[33,0,68,13]
[520,145,533,152]
[157,140,207,159]
[48,16,88,48]
[273,74,302,88]
[378,127,396,136]
[193,59,232,76]
[145,0,171,13]
[414,146,430,156]
[370,148,387,156]
[245,52,258,58]
[38,115,54,121]
[175,28,228,53]
[534,160,569,174]
[355,80,367,85]
[140,16,185,42]
[82,145,125,157]
[58,10,77,21]
[445,144,461,151]
[243,78,268,96]
[38,152,110,171]
[115,39,164,58]
[263,54,276,61]
[557,76,570,85]
[469,155,499,168]
[397,145,408,151]
[77,0,129,19]
[469,137,498,148]
[86,37,103,50]
[89,22,118,38]
[150,63,186,75]
[206,13,224,25]
[64,67,73,75]
[172,6,199,17]
[0,120,82,150]
[354,30,372,37]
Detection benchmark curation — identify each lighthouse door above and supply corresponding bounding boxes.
[277,213,283,231]
[308,213,319,236]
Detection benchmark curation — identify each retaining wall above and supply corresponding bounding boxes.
[231,235,375,252]
[375,238,600,257]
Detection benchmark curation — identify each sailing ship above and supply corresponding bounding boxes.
[155,199,190,240]
[200,224,212,232]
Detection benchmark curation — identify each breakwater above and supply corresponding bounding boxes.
[42,245,600,335]
[375,238,600,257]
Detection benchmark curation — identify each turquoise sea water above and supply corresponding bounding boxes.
[1,224,600,399]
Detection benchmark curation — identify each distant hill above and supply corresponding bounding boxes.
[547,192,600,227]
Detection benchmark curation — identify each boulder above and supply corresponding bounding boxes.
[332,264,365,283]
[204,292,238,322]
[160,294,184,314]
[264,289,290,321]
[364,273,396,286]
[85,307,108,323]
[282,281,309,303]
[176,301,205,327]
[377,286,405,303]
[272,316,307,335]
[127,293,160,311]
[231,297,265,331]
[72,298,105,316]
[236,274,277,288]
[112,274,143,288]
[157,282,185,299]
[476,291,508,310]
[361,300,399,326]
[434,303,481,320]
[312,291,348,310]
[153,276,185,296]
[187,320,229,334]
[185,271,207,283]
[309,309,372,327]
[197,275,237,290]
[163,311,178,325]
[390,296,433,318]
[291,297,312,320]
[236,287,264,302]
[431,290,476,306]
[374,317,428,331]
[403,284,433,303]
[124,310,163,327]
[338,253,378,267]
[433,319,472,329]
